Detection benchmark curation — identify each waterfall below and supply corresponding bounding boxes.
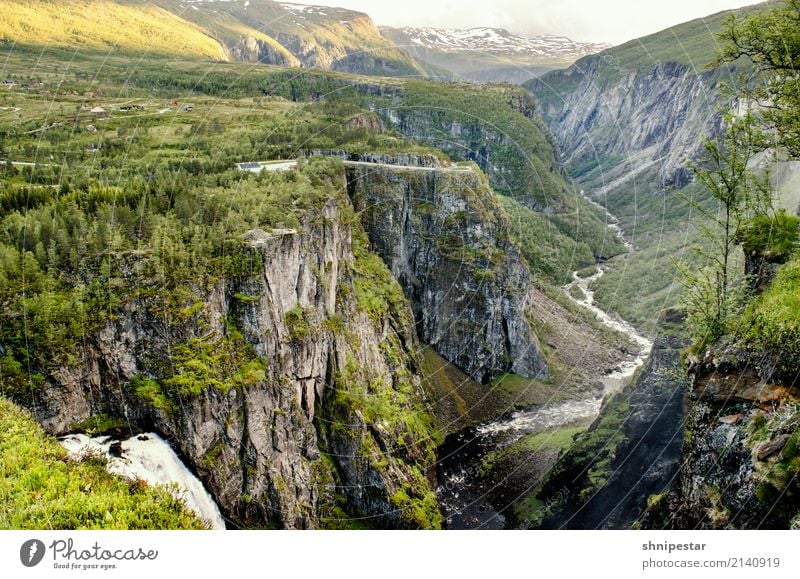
[60,432,226,530]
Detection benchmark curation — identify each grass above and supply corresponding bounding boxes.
[531,2,764,94]
[488,422,591,528]
[0,0,226,59]
[500,195,596,285]
[481,424,588,476]
[572,168,709,335]
[737,253,800,376]
[420,346,474,433]
[0,397,204,529]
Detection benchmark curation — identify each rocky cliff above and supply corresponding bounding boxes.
[24,193,442,530]
[343,158,548,383]
[527,57,728,190]
[643,345,800,529]
[532,311,688,529]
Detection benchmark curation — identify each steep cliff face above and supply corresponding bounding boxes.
[227,35,301,67]
[343,159,548,383]
[532,311,688,529]
[26,195,442,530]
[528,57,726,189]
[643,347,800,529]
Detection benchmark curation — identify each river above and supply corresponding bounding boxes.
[436,193,654,529]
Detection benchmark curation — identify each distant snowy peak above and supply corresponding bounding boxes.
[279,2,331,15]
[386,26,611,58]
[278,2,366,21]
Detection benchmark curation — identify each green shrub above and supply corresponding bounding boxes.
[738,211,800,262]
[737,256,800,373]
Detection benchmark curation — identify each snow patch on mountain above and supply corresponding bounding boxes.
[387,26,610,59]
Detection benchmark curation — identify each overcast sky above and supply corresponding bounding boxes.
[304,0,764,44]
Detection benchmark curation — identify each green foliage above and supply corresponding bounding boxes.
[545,390,633,504]
[0,353,45,399]
[351,230,409,323]
[500,196,595,284]
[738,210,800,262]
[568,284,587,302]
[737,255,800,374]
[480,425,585,478]
[69,414,130,437]
[163,334,266,398]
[0,397,204,529]
[395,81,588,220]
[0,0,226,59]
[132,376,175,414]
[284,306,315,340]
[390,479,442,530]
[675,113,765,347]
[717,0,800,157]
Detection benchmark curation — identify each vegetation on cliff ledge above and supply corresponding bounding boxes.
[0,397,203,530]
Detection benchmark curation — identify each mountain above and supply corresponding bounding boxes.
[0,0,426,77]
[524,3,772,332]
[381,26,610,83]
[525,0,800,530]
[0,40,635,528]
[154,0,427,76]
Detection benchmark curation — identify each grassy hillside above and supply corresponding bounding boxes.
[0,0,425,77]
[0,397,204,529]
[583,2,768,86]
[0,0,226,59]
[151,0,425,76]
[527,2,767,107]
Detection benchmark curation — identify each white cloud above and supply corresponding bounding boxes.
[303,0,764,44]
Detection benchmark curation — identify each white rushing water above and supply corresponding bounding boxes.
[477,191,654,441]
[60,433,226,530]
[562,190,653,395]
[476,398,603,441]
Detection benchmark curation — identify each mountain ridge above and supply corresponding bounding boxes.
[381,25,610,83]
[0,0,428,77]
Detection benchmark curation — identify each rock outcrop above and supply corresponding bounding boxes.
[642,346,800,529]
[343,159,548,383]
[228,36,300,67]
[527,57,728,190]
[25,194,442,530]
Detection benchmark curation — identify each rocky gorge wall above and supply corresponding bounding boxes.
[18,157,552,529]
[528,57,728,190]
[343,159,548,383]
[643,346,800,529]
[25,194,442,530]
